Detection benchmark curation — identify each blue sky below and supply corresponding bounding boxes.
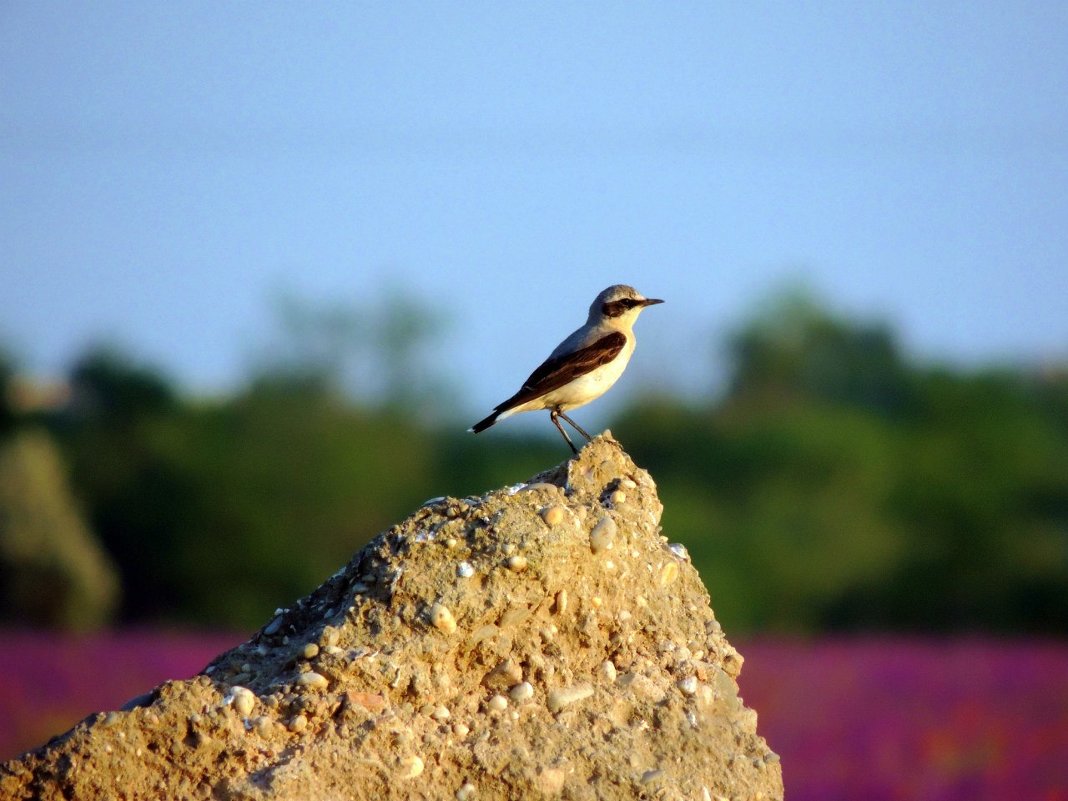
[2,3,1066,419]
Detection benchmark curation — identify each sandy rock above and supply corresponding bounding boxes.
[0,433,782,801]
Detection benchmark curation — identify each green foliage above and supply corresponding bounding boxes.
[18,287,1068,634]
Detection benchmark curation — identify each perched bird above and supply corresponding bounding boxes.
[470,284,663,453]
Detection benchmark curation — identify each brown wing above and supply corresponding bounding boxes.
[496,331,626,412]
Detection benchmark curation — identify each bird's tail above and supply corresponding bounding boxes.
[469,410,500,434]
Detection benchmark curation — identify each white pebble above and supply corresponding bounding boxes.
[302,642,320,659]
[452,722,470,737]
[599,660,617,683]
[297,671,328,690]
[287,714,307,732]
[589,516,616,554]
[456,782,477,801]
[430,603,458,634]
[398,755,425,778]
[486,694,509,712]
[432,705,451,721]
[505,555,528,572]
[546,683,594,713]
[669,543,690,561]
[227,686,255,717]
[457,561,475,578]
[508,682,534,702]
[553,589,569,615]
[677,676,699,696]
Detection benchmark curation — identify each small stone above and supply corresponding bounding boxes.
[640,769,664,784]
[297,671,329,691]
[668,543,690,561]
[287,714,308,733]
[591,596,603,608]
[620,478,637,490]
[319,626,340,647]
[553,589,568,615]
[486,694,509,712]
[541,505,566,526]
[508,682,534,702]
[457,561,475,578]
[505,555,528,572]
[546,683,594,713]
[430,603,458,634]
[228,686,255,717]
[445,537,459,549]
[456,782,477,801]
[590,516,616,554]
[677,676,699,696]
[609,489,627,505]
[431,705,451,721]
[658,561,679,588]
[264,616,283,636]
[302,642,320,659]
[452,722,470,737]
[253,716,273,737]
[599,660,617,683]
[483,659,523,689]
[398,755,425,779]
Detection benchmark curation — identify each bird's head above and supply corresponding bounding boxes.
[589,284,664,325]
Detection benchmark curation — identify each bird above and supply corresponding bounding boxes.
[470,284,663,453]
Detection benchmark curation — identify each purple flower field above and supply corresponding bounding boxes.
[2,632,1066,800]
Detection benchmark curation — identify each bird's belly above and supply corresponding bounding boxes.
[545,353,632,411]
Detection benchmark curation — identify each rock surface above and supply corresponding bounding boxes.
[0,434,783,801]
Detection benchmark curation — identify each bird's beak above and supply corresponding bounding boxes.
[640,298,664,307]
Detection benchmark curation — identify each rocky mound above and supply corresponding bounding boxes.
[1,434,783,801]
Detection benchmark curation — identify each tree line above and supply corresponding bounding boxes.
[1,290,1066,634]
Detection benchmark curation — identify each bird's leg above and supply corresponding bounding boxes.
[557,411,593,442]
[550,410,579,454]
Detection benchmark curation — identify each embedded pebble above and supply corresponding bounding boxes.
[658,561,679,587]
[620,478,637,490]
[508,682,534,702]
[430,603,458,634]
[553,589,569,615]
[263,616,284,636]
[456,782,477,801]
[452,722,470,737]
[483,659,523,689]
[668,543,690,561]
[445,537,459,549]
[228,686,255,717]
[302,643,320,659]
[609,489,627,505]
[253,715,273,737]
[547,683,594,713]
[541,505,566,526]
[297,671,328,690]
[640,769,664,784]
[677,676,699,696]
[398,755,425,779]
[432,705,451,721]
[457,561,475,578]
[599,660,618,683]
[487,694,509,712]
[505,555,528,572]
[287,714,308,733]
[319,626,340,647]
[589,516,617,554]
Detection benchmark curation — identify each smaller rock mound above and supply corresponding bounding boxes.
[1,434,782,801]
